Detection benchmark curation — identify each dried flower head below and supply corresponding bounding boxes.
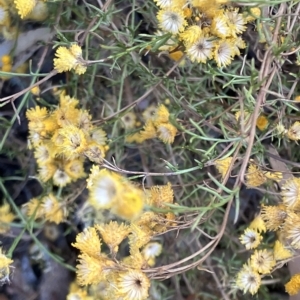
[261,204,287,231]
[286,122,300,141]
[156,123,177,144]
[116,269,150,300]
[141,242,162,266]
[41,193,66,224]
[236,262,261,295]
[157,7,187,34]
[284,212,300,249]
[281,177,300,210]
[250,249,276,274]
[0,248,13,284]
[246,163,267,187]
[186,36,215,63]
[87,169,123,209]
[240,228,262,250]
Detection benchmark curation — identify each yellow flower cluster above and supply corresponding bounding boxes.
[13,0,48,20]
[54,44,87,75]
[0,248,13,284]
[214,158,282,187]
[70,182,176,299]
[0,203,15,233]
[23,193,67,224]
[154,0,260,67]
[86,166,145,220]
[0,55,12,79]
[26,91,109,187]
[236,176,300,295]
[126,104,177,144]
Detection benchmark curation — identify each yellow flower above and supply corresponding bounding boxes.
[53,167,73,187]
[90,128,107,146]
[59,92,79,108]
[281,177,300,209]
[0,248,13,284]
[142,105,157,122]
[256,115,269,131]
[139,121,157,141]
[84,143,107,164]
[169,49,185,64]
[41,193,66,224]
[244,7,261,22]
[214,157,233,179]
[95,221,130,253]
[72,227,102,258]
[64,159,86,180]
[249,214,266,233]
[147,182,174,208]
[67,290,92,300]
[245,163,267,187]
[261,204,287,231]
[156,123,177,144]
[54,106,79,127]
[23,198,44,220]
[295,95,300,102]
[129,224,152,249]
[186,36,215,64]
[157,7,187,34]
[57,125,88,159]
[179,25,202,45]
[116,269,150,300]
[121,112,137,130]
[26,106,48,122]
[25,0,48,21]
[34,144,51,165]
[112,186,145,220]
[250,249,275,274]
[1,55,11,65]
[273,240,293,261]
[213,39,234,68]
[239,228,262,250]
[54,44,87,75]
[284,212,300,249]
[153,104,169,125]
[285,274,300,296]
[30,86,40,96]
[77,110,93,132]
[224,8,246,37]
[122,247,147,269]
[141,242,162,266]
[14,0,36,19]
[286,122,300,140]
[211,13,231,39]
[87,169,123,209]
[264,171,282,182]
[0,203,15,233]
[236,262,261,295]
[76,253,115,286]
